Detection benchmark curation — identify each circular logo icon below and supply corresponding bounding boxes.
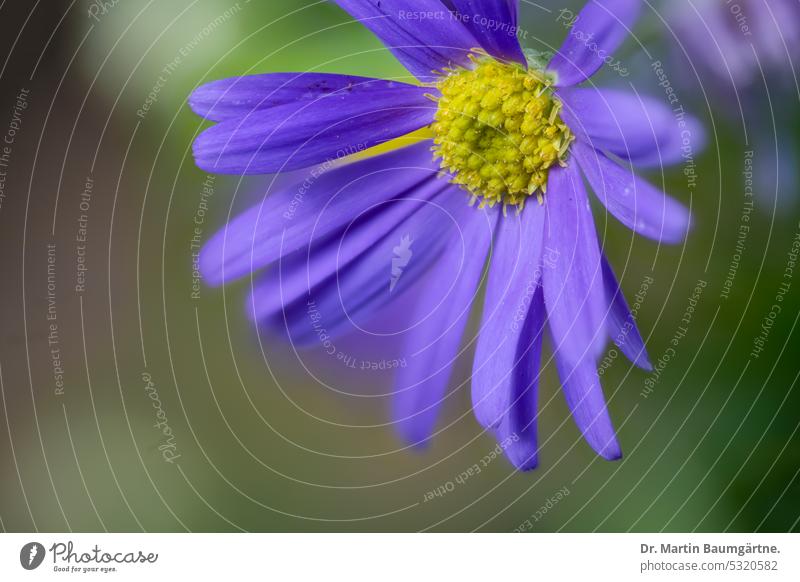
[20,542,46,570]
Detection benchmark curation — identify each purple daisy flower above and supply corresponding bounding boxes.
[190,0,701,470]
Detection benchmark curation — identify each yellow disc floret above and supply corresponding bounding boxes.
[431,57,574,210]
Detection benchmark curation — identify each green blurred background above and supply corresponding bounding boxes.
[0,0,797,532]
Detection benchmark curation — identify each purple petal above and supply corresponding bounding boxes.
[189,72,428,122]
[247,176,453,323]
[553,342,621,460]
[543,165,620,458]
[602,254,652,371]
[332,0,479,80]
[542,162,607,369]
[558,87,707,167]
[548,0,640,87]
[573,142,692,244]
[491,285,545,471]
[448,0,526,65]
[472,204,545,429]
[193,83,433,174]
[270,186,480,346]
[392,207,496,445]
[200,141,439,286]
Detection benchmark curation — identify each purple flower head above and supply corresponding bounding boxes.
[189,0,704,470]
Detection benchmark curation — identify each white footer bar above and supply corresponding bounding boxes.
[1,533,798,581]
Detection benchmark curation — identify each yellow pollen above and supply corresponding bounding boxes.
[431,58,575,210]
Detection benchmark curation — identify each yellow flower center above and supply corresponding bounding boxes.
[431,58,574,210]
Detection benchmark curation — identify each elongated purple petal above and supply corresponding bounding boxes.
[392,207,496,445]
[247,176,452,322]
[332,0,479,80]
[200,141,438,285]
[542,163,607,369]
[472,204,545,429]
[548,0,640,87]
[553,342,621,460]
[448,0,525,65]
[558,87,706,167]
[573,142,692,244]
[602,254,651,371]
[193,84,433,174]
[189,73,428,122]
[491,285,545,471]
[270,186,480,346]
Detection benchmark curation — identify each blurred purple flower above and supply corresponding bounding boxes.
[189,0,702,470]
[670,0,800,205]
[671,0,800,87]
